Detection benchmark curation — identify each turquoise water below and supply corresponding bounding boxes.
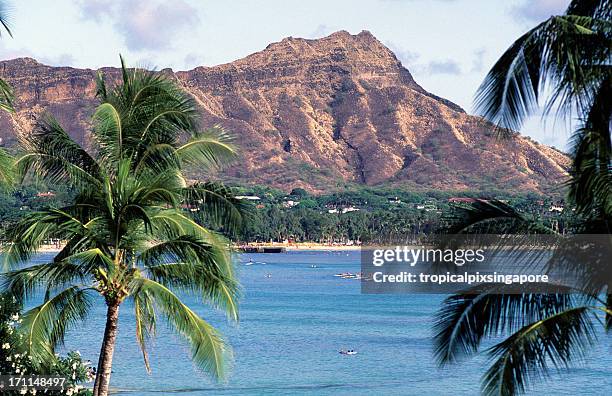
[39,251,610,395]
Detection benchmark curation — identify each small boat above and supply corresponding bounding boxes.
[339,349,358,355]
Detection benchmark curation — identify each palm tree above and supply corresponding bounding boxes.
[1,58,247,396]
[434,1,611,395]
[0,0,15,187]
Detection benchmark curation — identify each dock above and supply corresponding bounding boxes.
[235,245,287,253]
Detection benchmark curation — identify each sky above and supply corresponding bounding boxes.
[0,0,574,149]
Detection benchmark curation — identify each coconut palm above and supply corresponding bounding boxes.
[434,1,611,395]
[1,58,247,396]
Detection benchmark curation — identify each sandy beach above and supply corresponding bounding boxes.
[235,242,362,252]
[36,242,362,254]
[283,243,361,251]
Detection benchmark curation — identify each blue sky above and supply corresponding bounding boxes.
[0,0,573,149]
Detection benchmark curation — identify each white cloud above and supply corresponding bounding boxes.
[40,53,76,66]
[183,52,206,69]
[511,0,570,23]
[78,0,201,51]
[307,24,335,39]
[426,59,461,75]
[470,48,486,73]
[386,41,462,75]
[384,41,420,66]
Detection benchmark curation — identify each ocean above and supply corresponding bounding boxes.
[38,251,610,395]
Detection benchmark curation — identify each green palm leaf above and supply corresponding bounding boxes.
[20,286,94,366]
[176,127,237,170]
[0,148,15,188]
[0,77,13,112]
[481,307,597,396]
[434,286,578,365]
[142,235,239,321]
[133,288,156,372]
[1,261,90,303]
[184,182,250,235]
[16,115,102,188]
[132,278,232,380]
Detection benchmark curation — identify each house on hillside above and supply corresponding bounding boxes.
[327,205,360,214]
[282,200,300,208]
[36,191,56,198]
[236,195,261,201]
[549,204,564,213]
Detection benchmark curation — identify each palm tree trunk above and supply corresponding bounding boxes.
[93,302,120,396]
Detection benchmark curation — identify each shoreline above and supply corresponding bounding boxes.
[283,244,361,251]
[236,243,362,252]
[36,243,363,254]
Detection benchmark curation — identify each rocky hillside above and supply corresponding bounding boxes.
[0,30,569,194]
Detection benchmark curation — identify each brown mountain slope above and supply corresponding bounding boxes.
[0,30,569,194]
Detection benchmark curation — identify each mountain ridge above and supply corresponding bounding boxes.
[0,30,569,194]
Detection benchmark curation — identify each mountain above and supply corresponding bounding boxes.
[0,30,569,194]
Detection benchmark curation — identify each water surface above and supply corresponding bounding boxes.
[40,251,610,395]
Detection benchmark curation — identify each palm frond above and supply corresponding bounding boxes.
[475,14,611,134]
[142,235,239,321]
[474,23,544,133]
[0,1,12,37]
[150,209,218,240]
[95,70,108,100]
[440,199,552,234]
[96,57,199,166]
[133,288,156,372]
[92,102,124,165]
[139,235,217,266]
[566,0,612,19]
[3,208,103,268]
[17,115,102,188]
[0,147,15,188]
[146,262,239,322]
[20,286,94,366]
[176,127,237,171]
[0,77,14,112]
[606,293,612,331]
[133,143,181,175]
[132,278,232,380]
[434,285,579,365]
[482,307,597,396]
[184,182,249,235]
[1,261,91,304]
[567,75,611,216]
